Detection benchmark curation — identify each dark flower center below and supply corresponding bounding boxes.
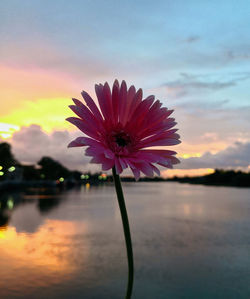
[114,132,131,147]
[116,136,127,147]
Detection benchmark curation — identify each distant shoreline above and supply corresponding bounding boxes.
[122,169,250,188]
[1,169,249,191]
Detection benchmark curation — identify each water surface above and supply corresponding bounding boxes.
[0,182,250,298]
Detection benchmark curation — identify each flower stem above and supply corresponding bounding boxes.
[112,167,134,299]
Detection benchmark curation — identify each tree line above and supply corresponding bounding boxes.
[0,142,104,182]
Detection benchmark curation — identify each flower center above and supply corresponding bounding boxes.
[116,136,127,147]
[114,132,131,147]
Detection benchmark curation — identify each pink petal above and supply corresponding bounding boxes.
[126,95,155,130]
[95,84,109,120]
[149,163,161,176]
[140,121,178,139]
[67,137,87,148]
[66,117,100,140]
[137,130,180,149]
[118,80,127,122]
[119,157,128,171]
[69,105,104,133]
[81,91,103,122]
[131,168,140,181]
[120,85,136,126]
[138,109,174,138]
[104,149,115,159]
[125,88,143,124]
[86,147,106,156]
[103,82,114,123]
[102,158,114,170]
[67,80,181,178]
[112,80,120,123]
[134,162,154,177]
[115,157,123,174]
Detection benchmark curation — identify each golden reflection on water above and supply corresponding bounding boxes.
[182,204,204,217]
[182,203,191,216]
[0,219,88,274]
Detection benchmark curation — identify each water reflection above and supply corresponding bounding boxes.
[0,188,66,230]
[0,192,20,229]
[0,183,249,298]
[0,219,88,272]
[0,187,89,298]
[0,210,9,228]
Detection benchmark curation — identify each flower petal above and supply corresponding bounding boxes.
[131,168,140,181]
[120,85,136,126]
[118,80,127,122]
[81,91,103,122]
[115,157,123,174]
[102,158,115,170]
[66,117,100,140]
[67,80,181,179]
[69,104,104,134]
[67,137,87,148]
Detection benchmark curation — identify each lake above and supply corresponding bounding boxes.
[0,182,250,299]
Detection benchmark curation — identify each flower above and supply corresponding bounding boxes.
[67,80,181,180]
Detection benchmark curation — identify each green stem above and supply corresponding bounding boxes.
[112,167,134,299]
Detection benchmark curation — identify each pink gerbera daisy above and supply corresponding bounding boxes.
[67,80,181,180]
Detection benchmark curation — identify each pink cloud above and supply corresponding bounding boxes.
[9,125,99,172]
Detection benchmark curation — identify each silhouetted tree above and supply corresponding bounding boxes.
[22,165,40,180]
[38,156,70,180]
[0,142,19,169]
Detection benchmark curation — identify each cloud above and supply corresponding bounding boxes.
[9,125,98,172]
[161,72,250,99]
[179,142,250,169]
[184,35,200,43]
[224,48,250,63]
[5,124,250,175]
[173,104,250,160]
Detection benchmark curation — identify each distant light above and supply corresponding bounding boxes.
[40,174,45,179]
[8,166,16,172]
[59,177,64,182]
[7,199,14,210]
[80,174,85,179]
[85,175,89,179]
[0,166,2,170]
[0,171,4,176]
[101,173,107,180]
[85,183,90,189]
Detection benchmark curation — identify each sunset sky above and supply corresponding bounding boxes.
[0,0,250,176]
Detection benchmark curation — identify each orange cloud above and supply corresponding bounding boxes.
[1,98,73,133]
[0,65,95,134]
[0,65,80,114]
[177,141,229,157]
[162,168,214,178]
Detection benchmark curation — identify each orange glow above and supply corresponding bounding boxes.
[177,141,228,156]
[162,168,214,178]
[0,65,78,113]
[0,219,88,273]
[180,152,202,159]
[0,64,94,136]
[0,98,73,134]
